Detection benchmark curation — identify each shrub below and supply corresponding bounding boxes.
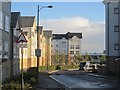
[56,65,61,70]
[3,71,37,89]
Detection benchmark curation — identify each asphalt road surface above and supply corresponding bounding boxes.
[50,72,120,90]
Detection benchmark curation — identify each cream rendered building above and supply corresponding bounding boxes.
[20,16,37,70]
[38,26,52,66]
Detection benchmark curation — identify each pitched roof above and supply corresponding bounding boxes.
[65,32,82,39]
[20,16,35,27]
[43,30,52,37]
[52,34,66,39]
[11,12,20,28]
[52,32,82,39]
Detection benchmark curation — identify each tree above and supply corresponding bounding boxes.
[74,53,82,64]
[53,52,60,65]
[84,52,90,61]
[98,55,106,64]
[60,53,66,65]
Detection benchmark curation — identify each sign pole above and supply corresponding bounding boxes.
[16,32,28,90]
[21,44,24,90]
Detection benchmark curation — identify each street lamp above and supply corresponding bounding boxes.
[36,5,53,78]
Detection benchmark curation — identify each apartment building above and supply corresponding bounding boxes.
[43,30,52,66]
[103,0,120,75]
[52,32,82,65]
[38,26,52,66]
[20,16,37,70]
[10,12,21,76]
[0,1,11,82]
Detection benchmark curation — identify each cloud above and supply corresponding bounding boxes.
[41,17,105,53]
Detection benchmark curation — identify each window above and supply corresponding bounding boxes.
[76,51,79,54]
[70,51,74,54]
[70,45,74,49]
[56,45,58,47]
[4,42,8,52]
[56,50,58,53]
[5,15,10,32]
[76,45,79,49]
[62,41,66,44]
[0,41,2,51]
[4,42,9,58]
[114,8,119,14]
[0,11,3,29]
[62,50,66,53]
[114,26,119,32]
[114,44,119,50]
[62,45,66,48]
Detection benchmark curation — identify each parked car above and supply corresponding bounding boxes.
[79,61,98,71]
[79,62,86,70]
[83,61,92,71]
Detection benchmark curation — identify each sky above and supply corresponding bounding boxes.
[11,2,105,53]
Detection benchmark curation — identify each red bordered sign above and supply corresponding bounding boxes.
[16,33,28,43]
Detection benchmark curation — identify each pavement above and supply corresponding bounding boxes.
[33,72,65,90]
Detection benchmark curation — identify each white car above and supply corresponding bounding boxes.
[83,61,92,71]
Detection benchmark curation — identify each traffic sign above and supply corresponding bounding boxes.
[17,43,27,48]
[35,49,41,57]
[16,33,28,43]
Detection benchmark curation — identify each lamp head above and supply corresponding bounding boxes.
[47,5,53,8]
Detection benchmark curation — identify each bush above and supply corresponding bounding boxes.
[39,65,79,71]
[55,65,61,70]
[39,65,56,71]
[3,71,37,89]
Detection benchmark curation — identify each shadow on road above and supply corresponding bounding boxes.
[33,72,65,90]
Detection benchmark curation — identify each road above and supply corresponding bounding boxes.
[50,71,120,90]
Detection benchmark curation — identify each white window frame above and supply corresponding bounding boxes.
[4,41,9,58]
[0,11,3,29]
[70,51,74,55]
[76,51,79,54]
[5,15,10,32]
[114,8,119,14]
[4,42,8,52]
[114,25,119,32]
[62,41,66,44]
[114,44,119,50]
[76,45,79,49]
[70,45,74,49]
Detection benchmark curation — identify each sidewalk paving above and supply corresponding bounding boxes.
[33,72,65,90]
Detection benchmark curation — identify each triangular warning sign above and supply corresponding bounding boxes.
[16,33,28,43]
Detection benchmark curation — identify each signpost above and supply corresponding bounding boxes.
[16,32,27,90]
[35,49,41,57]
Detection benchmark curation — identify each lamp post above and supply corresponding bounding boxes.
[36,5,53,78]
